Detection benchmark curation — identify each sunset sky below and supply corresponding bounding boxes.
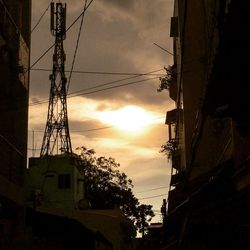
[28,0,174,222]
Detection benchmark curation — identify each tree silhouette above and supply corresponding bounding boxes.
[76,146,155,234]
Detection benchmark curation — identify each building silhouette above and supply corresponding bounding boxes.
[162,0,250,249]
[0,0,31,247]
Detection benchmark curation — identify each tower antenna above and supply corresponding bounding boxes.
[40,2,72,156]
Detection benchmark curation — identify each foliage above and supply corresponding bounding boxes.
[76,146,155,235]
[135,204,154,236]
[160,139,177,159]
[157,65,177,92]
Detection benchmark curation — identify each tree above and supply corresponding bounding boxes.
[157,65,177,92]
[76,146,155,235]
[160,139,177,160]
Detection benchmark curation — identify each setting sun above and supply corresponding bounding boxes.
[97,105,160,132]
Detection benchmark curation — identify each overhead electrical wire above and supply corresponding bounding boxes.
[138,193,167,200]
[72,125,114,133]
[136,186,169,194]
[30,76,159,106]
[66,0,94,32]
[68,69,163,95]
[28,116,165,134]
[29,67,203,108]
[30,68,165,76]
[29,69,163,106]
[153,43,173,56]
[29,68,163,106]
[67,0,93,93]
[31,2,51,34]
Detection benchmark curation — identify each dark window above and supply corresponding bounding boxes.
[170,16,179,37]
[58,174,71,189]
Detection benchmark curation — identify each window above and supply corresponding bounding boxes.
[58,174,71,189]
[170,16,179,37]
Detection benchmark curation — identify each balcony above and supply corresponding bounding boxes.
[166,108,183,125]
[170,171,185,187]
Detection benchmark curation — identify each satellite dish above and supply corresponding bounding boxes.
[78,199,91,210]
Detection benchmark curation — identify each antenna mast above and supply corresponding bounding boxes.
[40,2,72,156]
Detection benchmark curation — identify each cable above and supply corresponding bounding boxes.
[27,67,199,109]
[138,193,167,200]
[69,69,163,95]
[29,74,161,106]
[30,68,165,76]
[72,125,114,133]
[29,68,163,106]
[30,76,159,106]
[31,2,51,34]
[28,116,165,134]
[67,0,92,93]
[29,43,55,72]
[38,68,162,105]
[136,186,169,194]
[153,43,173,56]
[70,76,159,97]
[65,0,94,32]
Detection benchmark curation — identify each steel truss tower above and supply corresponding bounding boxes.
[40,2,72,156]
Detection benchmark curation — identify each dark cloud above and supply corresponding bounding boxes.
[99,0,135,10]
[30,0,173,108]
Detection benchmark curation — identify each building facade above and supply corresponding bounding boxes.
[162,0,250,249]
[0,0,31,247]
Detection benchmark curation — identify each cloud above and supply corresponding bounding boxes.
[30,0,174,108]
[29,0,175,212]
[99,0,135,10]
[124,156,171,185]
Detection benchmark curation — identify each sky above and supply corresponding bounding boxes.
[28,0,174,223]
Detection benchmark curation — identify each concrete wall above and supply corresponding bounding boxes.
[0,0,31,246]
[26,155,85,209]
[0,0,31,186]
[172,0,233,180]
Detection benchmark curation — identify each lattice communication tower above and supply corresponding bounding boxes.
[40,2,72,156]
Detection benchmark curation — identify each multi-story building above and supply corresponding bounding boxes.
[0,0,31,246]
[162,0,250,249]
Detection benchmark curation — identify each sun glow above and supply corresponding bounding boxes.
[98,105,159,132]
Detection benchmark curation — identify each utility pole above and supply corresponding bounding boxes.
[40,2,72,156]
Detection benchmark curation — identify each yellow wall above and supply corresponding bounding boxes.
[26,155,84,209]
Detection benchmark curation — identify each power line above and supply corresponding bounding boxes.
[67,0,93,93]
[153,43,173,56]
[136,186,169,194]
[28,116,165,134]
[138,193,167,200]
[73,125,114,133]
[72,116,164,133]
[30,68,165,76]
[69,69,163,95]
[71,76,159,97]
[31,2,51,33]
[29,74,160,106]
[29,68,163,106]
[66,0,94,32]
